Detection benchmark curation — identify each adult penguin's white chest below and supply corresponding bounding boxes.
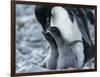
[50,6,82,42]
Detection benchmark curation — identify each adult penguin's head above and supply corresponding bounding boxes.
[35,5,52,32]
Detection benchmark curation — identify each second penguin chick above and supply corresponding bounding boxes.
[42,31,58,70]
[49,27,79,70]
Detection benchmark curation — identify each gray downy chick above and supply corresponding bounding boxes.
[41,31,58,70]
[48,27,79,70]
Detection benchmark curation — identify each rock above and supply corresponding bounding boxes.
[16,63,49,73]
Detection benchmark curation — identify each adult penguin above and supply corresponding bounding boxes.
[48,27,79,69]
[35,6,93,66]
[40,31,58,70]
[50,6,84,68]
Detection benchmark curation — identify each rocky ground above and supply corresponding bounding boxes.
[16,4,95,73]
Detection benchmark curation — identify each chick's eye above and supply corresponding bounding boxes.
[50,27,56,32]
[50,27,61,36]
[54,31,59,35]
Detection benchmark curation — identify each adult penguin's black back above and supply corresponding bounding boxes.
[35,5,52,31]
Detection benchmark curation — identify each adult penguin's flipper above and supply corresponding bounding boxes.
[75,15,92,46]
[74,8,93,46]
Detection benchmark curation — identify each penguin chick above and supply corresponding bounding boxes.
[48,27,79,69]
[42,31,58,70]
